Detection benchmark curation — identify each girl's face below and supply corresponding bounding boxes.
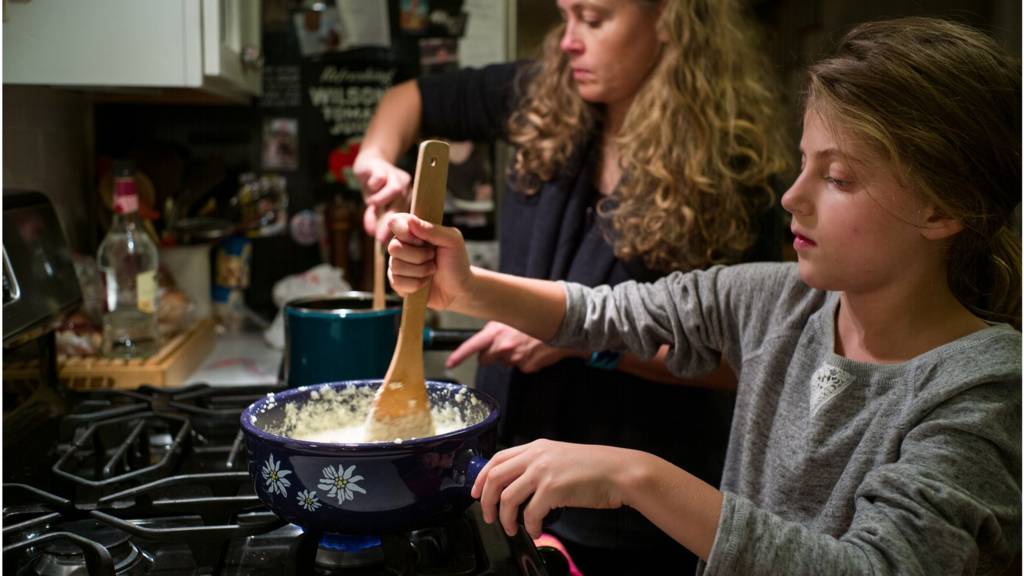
[556,0,662,106]
[781,109,941,294]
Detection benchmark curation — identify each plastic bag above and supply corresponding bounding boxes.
[263,264,351,349]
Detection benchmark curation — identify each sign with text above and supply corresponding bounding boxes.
[304,60,398,192]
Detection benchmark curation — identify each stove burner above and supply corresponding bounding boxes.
[53,411,191,503]
[315,534,385,570]
[5,384,561,575]
[30,519,151,576]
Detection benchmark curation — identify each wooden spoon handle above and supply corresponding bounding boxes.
[373,239,386,310]
[391,140,449,362]
[408,142,449,236]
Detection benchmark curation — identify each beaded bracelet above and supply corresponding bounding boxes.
[587,350,622,370]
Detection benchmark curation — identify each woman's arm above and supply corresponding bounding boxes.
[354,80,423,240]
[357,63,520,241]
[358,79,421,167]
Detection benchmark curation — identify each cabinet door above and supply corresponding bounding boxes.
[202,0,262,96]
[3,0,202,88]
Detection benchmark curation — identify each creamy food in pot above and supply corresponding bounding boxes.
[255,384,484,443]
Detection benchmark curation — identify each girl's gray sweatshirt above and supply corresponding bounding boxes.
[551,262,1021,575]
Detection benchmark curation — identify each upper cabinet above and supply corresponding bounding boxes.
[3,0,262,101]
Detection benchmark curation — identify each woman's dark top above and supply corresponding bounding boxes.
[418,62,780,569]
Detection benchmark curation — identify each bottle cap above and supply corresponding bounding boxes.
[113,159,139,214]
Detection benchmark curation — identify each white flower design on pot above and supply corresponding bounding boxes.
[317,464,366,504]
[296,489,321,511]
[261,454,292,497]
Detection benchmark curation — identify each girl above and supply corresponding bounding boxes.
[385,17,1021,575]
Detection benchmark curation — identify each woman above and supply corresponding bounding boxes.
[354,1,789,571]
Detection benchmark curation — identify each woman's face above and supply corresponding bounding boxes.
[556,0,662,106]
[781,109,942,294]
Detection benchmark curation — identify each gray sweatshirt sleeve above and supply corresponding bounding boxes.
[551,263,806,377]
[707,377,1020,575]
[552,273,723,376]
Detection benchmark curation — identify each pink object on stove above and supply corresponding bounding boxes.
[533,533,584,576]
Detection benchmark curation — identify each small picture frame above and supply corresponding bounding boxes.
[262,117,299,171]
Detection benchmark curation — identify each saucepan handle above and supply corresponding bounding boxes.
[456,449,562,527]
[465,452,488,485]
[423,328,477,351]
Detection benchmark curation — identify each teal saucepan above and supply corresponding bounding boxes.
[283,293,474,388]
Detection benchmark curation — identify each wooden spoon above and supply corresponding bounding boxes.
[372,239,386,310]
[364,140,449,442]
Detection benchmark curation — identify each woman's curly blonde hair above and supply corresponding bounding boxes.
[507,0,790,272]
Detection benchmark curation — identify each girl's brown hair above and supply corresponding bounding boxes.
[507,0,790,272]
[807,17,1021,329]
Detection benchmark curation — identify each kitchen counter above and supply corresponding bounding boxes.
[183,326,479,388]
[184,329,283,387]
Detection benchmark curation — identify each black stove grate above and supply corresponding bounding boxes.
[3,383,558,576]
[3,384,286,575]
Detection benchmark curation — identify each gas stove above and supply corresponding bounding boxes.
[2,192,564,575]
[2,383,565,576]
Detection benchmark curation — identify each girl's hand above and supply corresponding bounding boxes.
[354,152,411,242]
[445,321,584,372]
[387,214,473,310]
[471,440,640,539]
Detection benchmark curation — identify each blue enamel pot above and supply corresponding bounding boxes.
[283,293,474,388]
[240,380,498,534]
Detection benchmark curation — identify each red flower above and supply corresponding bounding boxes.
[327,140,362,184]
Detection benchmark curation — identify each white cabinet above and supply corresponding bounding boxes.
[3,0,261,100]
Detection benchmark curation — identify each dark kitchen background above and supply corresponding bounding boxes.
[3,0,1019,322]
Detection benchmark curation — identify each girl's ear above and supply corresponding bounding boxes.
[920,206,964,240]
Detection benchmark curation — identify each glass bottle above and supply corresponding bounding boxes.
[98,161,160,357]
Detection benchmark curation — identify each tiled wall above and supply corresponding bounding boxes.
[3,86,95,252]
